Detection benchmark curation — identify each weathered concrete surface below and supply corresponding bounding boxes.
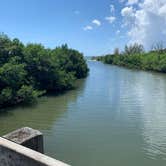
[0,137,70,166]
[3,127,44,153]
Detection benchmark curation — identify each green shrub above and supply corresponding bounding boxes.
[98,44,166,73]
[16,85,43,104]
[0,88,13,108]
[0,34,89,108]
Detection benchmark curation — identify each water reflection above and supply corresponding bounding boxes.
[0,78,86,136]
[139,72,166,160]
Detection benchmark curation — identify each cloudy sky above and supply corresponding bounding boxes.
[0,0,166,56]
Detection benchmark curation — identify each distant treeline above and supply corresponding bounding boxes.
[92,43,166,73]
[0,34,89,109]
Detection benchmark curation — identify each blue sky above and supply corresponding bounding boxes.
[0,0,166,56]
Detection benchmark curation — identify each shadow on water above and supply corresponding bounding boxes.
[0,78,87,136]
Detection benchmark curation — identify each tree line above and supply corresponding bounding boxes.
[0,34,89,109]
[92,43,166,73]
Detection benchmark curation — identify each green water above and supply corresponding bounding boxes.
[1,61,166,166]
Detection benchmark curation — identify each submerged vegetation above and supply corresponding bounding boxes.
[93,43,166,73]
[0,34,89,108]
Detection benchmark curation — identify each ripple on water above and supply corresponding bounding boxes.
[1,62,166,166]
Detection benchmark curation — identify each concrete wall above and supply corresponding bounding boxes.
[0,137,70,166]
[0,145,44,166]
[0,127,70,166]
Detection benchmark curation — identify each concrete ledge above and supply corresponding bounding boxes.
[3,127,44,153]
[3,127,42,144]
[0,137,70,166]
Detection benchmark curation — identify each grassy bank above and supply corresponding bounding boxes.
[93,44,166,73]
[0,34,89,109]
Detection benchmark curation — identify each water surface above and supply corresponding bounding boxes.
[1,61,166,166]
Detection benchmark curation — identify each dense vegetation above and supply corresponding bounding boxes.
[93,43,166,73]
[0,34,89,108]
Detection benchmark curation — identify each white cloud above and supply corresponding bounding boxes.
[159,4,166,16]
[116,30,121,35]
[121,6,135,17]
[110,4,115,13]
[92,19,101,26]
[121,6,135,26]
[127,0,139,5]
[83,26,93,31]
[121,0,166,49]
[105,16,116,24]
